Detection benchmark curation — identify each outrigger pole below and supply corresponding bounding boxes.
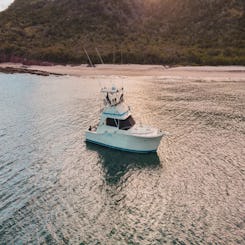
[95,47,104,64]
[83,48,95,67]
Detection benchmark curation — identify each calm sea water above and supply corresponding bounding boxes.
[0,73,244,244]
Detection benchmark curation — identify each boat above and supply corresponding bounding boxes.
[85,86,164,153]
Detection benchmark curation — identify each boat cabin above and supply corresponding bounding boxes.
[89,86,137,132]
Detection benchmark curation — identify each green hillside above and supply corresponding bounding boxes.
[0,0,244,65]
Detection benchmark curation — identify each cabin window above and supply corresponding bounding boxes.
[106,118,118,127]
[119,116,135,130]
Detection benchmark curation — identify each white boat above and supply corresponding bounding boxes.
[85,86,164,153]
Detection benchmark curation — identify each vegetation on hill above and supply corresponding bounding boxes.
[0,0,244,65]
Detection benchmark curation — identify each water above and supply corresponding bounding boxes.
[0,73,244,244]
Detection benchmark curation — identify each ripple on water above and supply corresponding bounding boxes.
[0,74,244,244]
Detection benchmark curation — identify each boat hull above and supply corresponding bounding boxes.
[85,131,163,153]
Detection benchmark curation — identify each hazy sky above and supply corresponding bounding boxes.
[0,0,14,11]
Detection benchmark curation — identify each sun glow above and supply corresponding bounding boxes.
[0,0,14,11]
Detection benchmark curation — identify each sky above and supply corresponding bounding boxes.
[0,0,14,11]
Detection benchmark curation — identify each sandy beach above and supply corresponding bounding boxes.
[0,63,245,81]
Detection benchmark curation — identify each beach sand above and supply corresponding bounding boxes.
[0,63,245,81]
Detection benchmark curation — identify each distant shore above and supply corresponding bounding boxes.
[0,66,64,76]
[0,63,245,81]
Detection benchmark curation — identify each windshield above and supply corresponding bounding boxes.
[119,116,135,130]
[106,118,118,127]
[106,116,135,130]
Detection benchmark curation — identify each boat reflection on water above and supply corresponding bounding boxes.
[86,142,161,185]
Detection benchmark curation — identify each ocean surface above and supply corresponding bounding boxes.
[0,73,244,244]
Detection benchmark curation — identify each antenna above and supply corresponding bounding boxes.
[95,47,104,64]
[83,48,95,67]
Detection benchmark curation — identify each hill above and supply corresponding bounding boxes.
[0,0,244,65]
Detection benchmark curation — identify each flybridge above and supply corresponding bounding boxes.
[101,86,124,106]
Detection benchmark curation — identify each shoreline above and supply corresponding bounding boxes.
[0,63,245,81]
[0,66,64,76]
